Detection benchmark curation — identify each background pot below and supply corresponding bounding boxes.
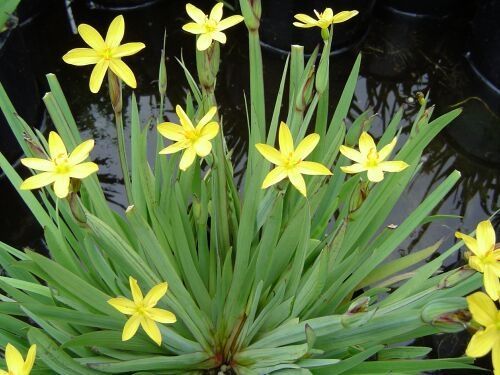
[260,0,376,55]
[467,0,500,93]
[86,0,164,11]
[379,0,459,18]
[0,26,42,164]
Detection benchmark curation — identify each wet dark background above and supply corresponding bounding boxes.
[0,0,499,373]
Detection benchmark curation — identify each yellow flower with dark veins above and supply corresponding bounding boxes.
[293,8,359,30]
[256,122,332,197]
[157,105,219,171]
[0,343,36,375]
[63,15,145,93]
[456,220,500,300]
[108,277,177,346]
[182,2,244,51]
[20,132,98,199]
[339,132,409,182]
[465,292,500,374]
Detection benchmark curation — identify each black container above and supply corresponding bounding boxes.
[379,0,457,18]
[0,26,41,164]
[16,0,58,25]
[86,0,163,11]
[467,0,500,93]
[260,0,376,55]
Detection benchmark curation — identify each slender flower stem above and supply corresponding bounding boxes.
[108,70,132,202]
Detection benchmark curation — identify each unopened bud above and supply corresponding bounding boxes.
[347,296,370,314]
[239,0,261,31]
[68,191,87,226]
[437,267,476,289]
[159,48,167,97]
[23,132,46,158]
[196,42,220,91]
[108,71,122,114]
[295,67,315,111]
[422,297,470,332]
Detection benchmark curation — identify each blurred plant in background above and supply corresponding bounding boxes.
[0,0,497,374]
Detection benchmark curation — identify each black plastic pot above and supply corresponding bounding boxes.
[16,0,58,25]
[379,0,458,18]
[0,26,42,163]
[260,0,376,55]
[467,0,500,93]
[86,0,163,11]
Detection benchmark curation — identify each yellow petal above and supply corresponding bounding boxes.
[288,169,307,197]
[182,22,205,34]
[179,147,197,171]
[297,161,332,175]
[339,145,364,163]
[21,158,54,172]
[68,139,95,165]
[48,131,68,159]
[159,140,191,155]
[0,369,9,375]
[143,282,168,308]
[262,166,287,189]
[484,266,500,301]
[294,133,320,160]
[332,10,359,24]
[109,59,136,89]
[468,255,485,273]
[20,172,56,190]
[148,308,177,324]
[23,344,36,374]
[62,48,100,66]
[493,340,500,375]
[466,325,497,358]
[341,163,366,174]
[278,122,294,155]
[197,33,213,51]
[89,60,109,93]
[294,13,317,26]
[194,139,212,157]
[466,292,497,327]
[217,15,244,31]
[322,8,334,21]
[69,162,99,179]
[176,105,194,130]
[197,106,217,128]
[477,220,496,255]
[141,317,162,346]
[293,21,315,28]
[53,176,70,198]
[157,122,186,142]
[212,31,227,44]
[358,131,376,155]
[200,121,219,140]
[122,314,141,341]
[377,137,397,161]
[108,297,136,315]
[455,231,479,255]
[367,168,384,182]
[5,344,24,373]
[77,24,106,51]
[105,15,125,48]
[379,160,409,173]
[186,3,206,24]
[255,144,285,165]
[209,2,224,22]
[129,277,143,303]
[112,42,145,58]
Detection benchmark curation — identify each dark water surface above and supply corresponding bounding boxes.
[0,0,499,373]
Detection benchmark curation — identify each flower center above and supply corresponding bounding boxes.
[185,129,201,142]
[204,19,218,32]
[283,153,300,170]
[102,48,113,60]
[365,148,379,168]
[53,154,71,174]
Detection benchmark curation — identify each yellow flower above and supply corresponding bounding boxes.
[157,105,219,171]
[0,343,36,375]
[62,15,145,93]
[456,220,500,300]
[339,132,409,182]
[255,122,332,197]
[20,132,98,199]
[293,8,359,30]
[465,292,500,374]
[108,277,176,346]
[182,2,244,51]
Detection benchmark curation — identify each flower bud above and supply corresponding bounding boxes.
[316,33,332,95]
[107,71,122,115]
[159,45,167,98]
[421,297,470,333]
[68,191,88,226]
[239,0,261,31]
[196,42,220,91]
[295,66,315,112]
[23,132,46,159]
[437,267,476,289]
